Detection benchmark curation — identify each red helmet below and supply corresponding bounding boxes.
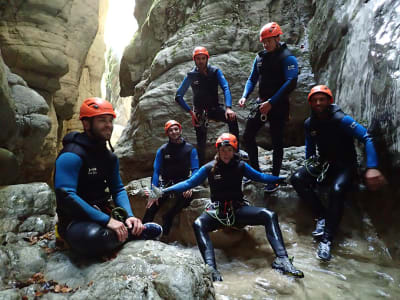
[215,133,238,150]
[164,120,182,134]
[79,97,116,120]
[259,22,283,42]
[192,46,209,60]
[307,85,334,103]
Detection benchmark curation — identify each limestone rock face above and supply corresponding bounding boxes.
[0,59,51,184]
[117,0,314,182]
[0,0,106,182]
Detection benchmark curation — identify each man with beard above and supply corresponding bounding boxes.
[143,120,199,235]
[54,97,162,257]
[290,85,386,261]
[175,46,239,165]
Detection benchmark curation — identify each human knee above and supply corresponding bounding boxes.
[290,171,305,189]
[192,218,203,232]
[258,208,277,223]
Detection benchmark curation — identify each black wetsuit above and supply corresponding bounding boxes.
[143,140,199,234]
[291,105,379,242]
[163,156,288,271]
[54,132,160,256]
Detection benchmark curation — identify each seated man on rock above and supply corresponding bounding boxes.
[54,97,162,257]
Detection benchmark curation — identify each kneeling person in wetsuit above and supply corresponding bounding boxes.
[54,97,162,257]
[148,133,304,281]
[143,120,199,235]
[290,85,386,261]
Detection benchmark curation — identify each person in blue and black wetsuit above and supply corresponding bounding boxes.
[54,97,162,257]
[238,22,298,193]
[147,133,304,281]
[175,46,239,165]
[290,85,387,261]
[143,120,199,235]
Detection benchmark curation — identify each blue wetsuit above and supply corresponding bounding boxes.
[143,139,199,235]
[175,64,239,165]
[163,156,289,273]
[55,132,161,256]
[291,104,379,242]
[242,43,298,175]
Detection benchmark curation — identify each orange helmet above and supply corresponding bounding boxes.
[192,46,209,60]
[307,85,334,103]
[259,22,283,42]
[215,133,238,150]
[164,120,182,134]
[79,97,116,120]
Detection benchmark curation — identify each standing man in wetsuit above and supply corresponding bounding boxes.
[54,97,162,257]
[290,85,386,261]
[143,120,199,235]
[175,46,239,165]
[239,22,298,192]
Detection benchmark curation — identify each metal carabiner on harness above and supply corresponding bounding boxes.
[305,156,330,183]
[247,99,267,122]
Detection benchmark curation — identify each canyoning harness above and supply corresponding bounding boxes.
[205,200,236,227]
[194,109,209,128]
[305,155,330,183]
[247,99,267,122]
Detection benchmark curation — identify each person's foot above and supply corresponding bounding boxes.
[242,176,251,184]
[312,218,325,237]
[210,267,223,282]
[141,222,163,240]
[264,183,279,193]
[317,240,332,261]
[238,149,249,161]
[271,257,304,278]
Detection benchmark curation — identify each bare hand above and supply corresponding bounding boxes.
[125,217,145,236]
[259,101,272,115]
[225,107,236,121]
[146,197,159,209]
[182,189,193,198]
[190,111,199,127]
[107,217,128,242]
[364,168,387,191]
[238,97,247,107]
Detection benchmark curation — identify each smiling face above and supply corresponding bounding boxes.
[83,114,114,141]
[261,35,280,52]
[167,124,182,142]
[309,93,331,115]
[218,145,235,164]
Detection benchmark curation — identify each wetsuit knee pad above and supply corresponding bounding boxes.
[258,209,277,223]
[192,218,203,232]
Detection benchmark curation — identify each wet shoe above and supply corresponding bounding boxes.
[238,149,249,161]
[317,241,332,261]
[264,183,279,193]
[210,267,223,282]
[141,222,163,240]
[242,176,251,184]
[271,257,304,278]
[312,218,325,237]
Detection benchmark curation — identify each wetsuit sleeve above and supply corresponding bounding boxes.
[54,152,111,225]
[151,148,163,187]
[216,69,232,107]
[108,157,134,218]
[190,148,200,175]
[175,75,192,112]
[243,163,282,183]
[340,116,379,168]
[268,56,298,106]
[242,58,259,99]
[163,164,209,193]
